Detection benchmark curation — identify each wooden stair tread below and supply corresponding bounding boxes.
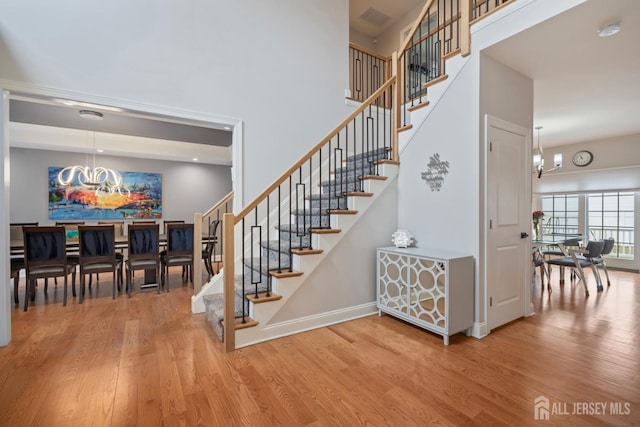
[360,175,387,181]
[443,48,460,60]
[345,191,373,197]
[398,124,413,133]
[327,209,358,215]
[269,270,304,278]
[374,159,400,165]
[222,317,259,330]
[291,248,323,255]
[310,228,341,234]
[423,74,448,88]
[246,292,282,303]
[407,101,430,112]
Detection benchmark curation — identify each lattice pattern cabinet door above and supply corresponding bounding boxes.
[377,247,474,345]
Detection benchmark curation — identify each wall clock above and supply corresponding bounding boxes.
[572,150,593,167]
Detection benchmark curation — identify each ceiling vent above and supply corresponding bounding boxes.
[359,7,391,27]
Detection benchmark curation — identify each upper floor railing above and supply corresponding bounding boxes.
[348,0,515,128]
[348,43,391,103]
[193,191,233,294]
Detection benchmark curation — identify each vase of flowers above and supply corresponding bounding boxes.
[532,210,544,239]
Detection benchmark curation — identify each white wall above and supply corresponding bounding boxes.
[349,29,377,52]
[397,56,481,326]
[0,0,351,204]
[10,147,232,225]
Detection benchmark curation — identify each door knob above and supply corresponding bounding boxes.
[521,232,529,239]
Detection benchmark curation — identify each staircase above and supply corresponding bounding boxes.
[195,0,517,350]
[203,147,394,342]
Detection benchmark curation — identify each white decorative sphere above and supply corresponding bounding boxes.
[392,229,414,248]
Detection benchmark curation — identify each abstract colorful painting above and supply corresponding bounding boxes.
[48,167,162,220]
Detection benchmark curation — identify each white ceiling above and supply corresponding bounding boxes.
[350,0,425,38]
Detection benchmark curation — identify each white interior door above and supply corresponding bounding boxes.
[486,116,532,331]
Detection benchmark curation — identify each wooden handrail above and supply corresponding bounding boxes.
[234,75,396,223]
[349,42,391,62]
[203,191,234,218]
[398,0,437,56]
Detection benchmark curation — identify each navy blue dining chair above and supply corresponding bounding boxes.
[161,223,194,291]
[125,223,160,297]
[22,226,76,310]
[78,225,123,302]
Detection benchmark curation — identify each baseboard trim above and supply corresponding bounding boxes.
[471,321,488,339]
[235,302,377,348]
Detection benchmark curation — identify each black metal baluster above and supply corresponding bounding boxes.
[355,57,362,100]
[288,176,292,272]
[277,185,282,273]
[253,208,260,301]
[241,218,246,323]
[266,195,270,297]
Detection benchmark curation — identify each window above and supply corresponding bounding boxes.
[587,192,634,259]
[540,194,579,235]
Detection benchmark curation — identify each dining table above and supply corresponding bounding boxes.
[532,233,593,291]
[10,233,215,288]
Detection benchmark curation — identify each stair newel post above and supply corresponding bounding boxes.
[392,52,400,163]
[193,212,203,294]
[222,212,235,352]
[460,0,471,57]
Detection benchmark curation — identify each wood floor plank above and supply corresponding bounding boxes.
[1,267,639,425]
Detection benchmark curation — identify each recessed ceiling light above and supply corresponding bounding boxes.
[598,23,621,37]
[223,126,231,131]
[96,149,104,153]
[193,158,199,162]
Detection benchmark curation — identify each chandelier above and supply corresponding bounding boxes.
[57,110,129,196]
[532,126,562,179]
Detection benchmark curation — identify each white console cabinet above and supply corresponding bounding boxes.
[377,247,474,345]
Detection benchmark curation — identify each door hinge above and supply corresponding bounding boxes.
[489,142,493,152]
[490,297,493,307]
[490,219,493,229]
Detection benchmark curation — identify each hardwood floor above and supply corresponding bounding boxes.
[1,268,639,426]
